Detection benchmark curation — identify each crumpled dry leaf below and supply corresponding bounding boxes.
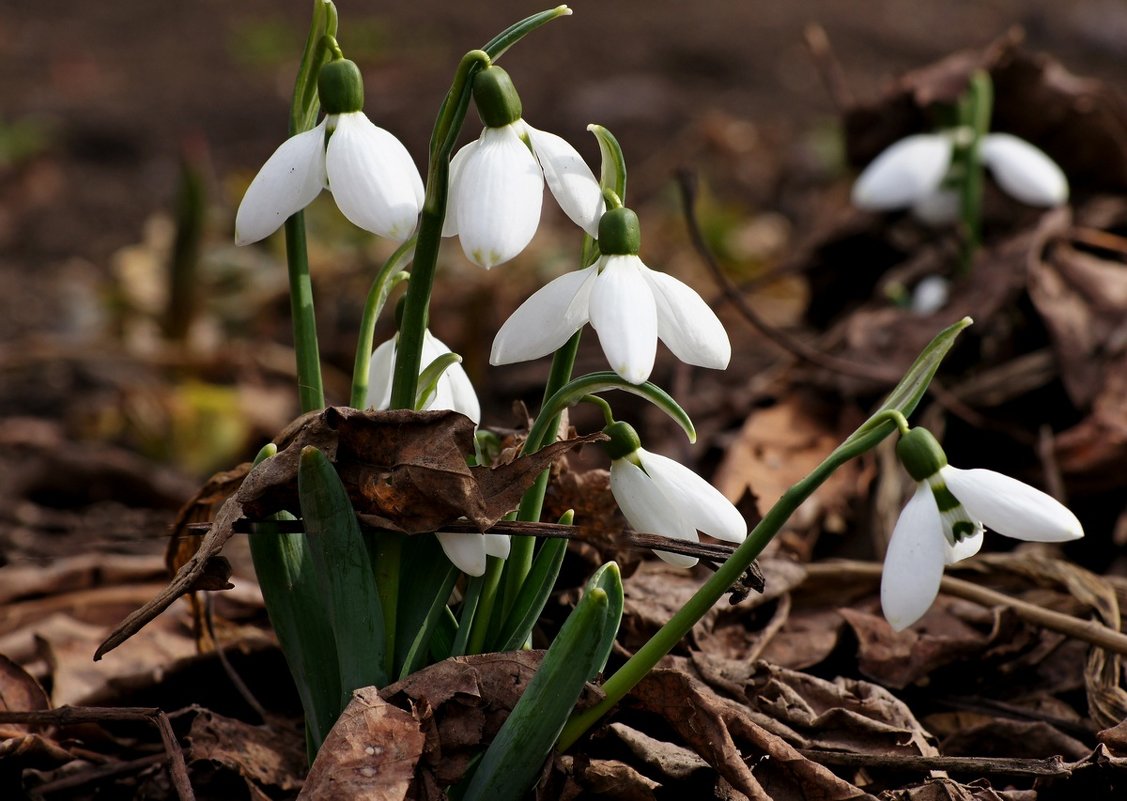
[939,717,1089,762]
[300,687,426,801]
[550,755,660,801]
[97,408,603,660]
[629,668,874,801]
[744,662,937,757]
[607,722,709,781]
[187,709,305,796]
[0,654,49,741]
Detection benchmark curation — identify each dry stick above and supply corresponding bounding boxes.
[1068,226,1127,256]
[0,707,195,801]
[202,595,269,722]
[675,170,904,386]
[799,748,1073,777]
[802,23,854,111]
[33,753,168,795]
[803,561,1127,656]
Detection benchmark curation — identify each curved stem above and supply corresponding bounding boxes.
[350,238,415,409]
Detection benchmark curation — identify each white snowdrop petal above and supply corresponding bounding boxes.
[941,466,1083,543]
[642,268,731,370]
[490,265,597,365]
[422,331,481,424]
[852,134,952,210]
[453,125,543,268]
[944,528,984,565]
[881,486,948,631]
[910,275,951,316]
[981,133,1068,207]
[636,450,746,544]
[610,458,699,568]
[483,533,511,560]
[365,337,397,411]
[589,256,658,384]
[436,531,487,577]
[442,142,473,237]
[235,120,327,246]
[325,113,424,242]
[526,124,605,237]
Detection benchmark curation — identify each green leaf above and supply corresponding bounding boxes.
[481,6,572,61]
[584,562,624,677]
[492,537,568,652]
[463,566,619,801]
[298,446,387,699]
[589,124,626,204]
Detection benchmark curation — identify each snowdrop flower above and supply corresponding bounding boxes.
[851,131,1068,221]
[366,329,480,424]
[491,207,731,384]
[604,421,746,568]
[443,65,604,268]
[881,427,1083,631]
[366,329,504,576]
[235,58,423,246]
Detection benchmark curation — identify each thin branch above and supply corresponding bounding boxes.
[0,706,195,801]
[802,24,854,111]
[675,169,903,385]
[33,753,167,795]
[800,748,1072,777]
[803,561,1127,656]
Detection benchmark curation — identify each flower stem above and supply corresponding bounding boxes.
[283,213,325,414]
[957,70,993,275]
[467,555,506,654]
[500,331,582,620]
[557,418,898,749]
[349,237,415,409]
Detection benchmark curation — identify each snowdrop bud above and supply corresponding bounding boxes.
[602,420,642,461]
[895,427,948,482]
[473,66,523,128]
[597,207,642,255]
[318,59,365,115]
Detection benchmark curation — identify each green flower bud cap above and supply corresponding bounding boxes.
[896,426,949,482]
[597,207,642,255]
[318,59,365,115]
[602,420,642,461]
[473,66,523,129]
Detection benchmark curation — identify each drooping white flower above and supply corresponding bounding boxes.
[235,58,423,246]
[442,65,604,269]
[851,130,1068,218]
[603,422,746,568]
[366,329,501,576]
[366,329,480,424]
[490,207,730,384]
[881,427,1083,631]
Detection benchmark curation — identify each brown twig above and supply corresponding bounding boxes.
[802,561,1127,656]
[202,596,269,722]
[802,24,854,111]
[0,706,195,801]
[32,753,168,795]
[800,748,1072,777]
[675,169,903,385]
[1067,226,1127,258]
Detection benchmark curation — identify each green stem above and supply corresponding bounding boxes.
[500,331,582,620]
[284,212,325,413]
[467,555,506,654]
[957,70,993,275]
[350,237,416,409]
[389,50,490,412]
[558,419,898,749]
[371,532,403,679]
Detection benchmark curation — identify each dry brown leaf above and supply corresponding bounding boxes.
[552,755,660,801]
[300,687,426,801]
[629,669,874,801]
[608,722,709,781]
[940,718,1089,762]
[0,654,49,739]
[187,709,305,795]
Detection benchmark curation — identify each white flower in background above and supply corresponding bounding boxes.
[881,427,1083,631]
[910,275,950,315]
[443,65,604,269]
[603,421,746,568]
[366,329,480,423]
[851,131,1068,223]
[235,58,423,246]
[366,329,502,576]
[491,207,730,384]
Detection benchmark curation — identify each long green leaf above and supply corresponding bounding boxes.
[298,446,387,699]
[492,537,568,652]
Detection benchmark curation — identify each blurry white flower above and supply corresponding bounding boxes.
[910,275,950,315]
[490,208,730,384]
[881,428,1083,631]
[366,330,480,424]
[604,422,746,568]
[851,131,1068,217]
[443,66,604,269]
[236,59,423,246]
